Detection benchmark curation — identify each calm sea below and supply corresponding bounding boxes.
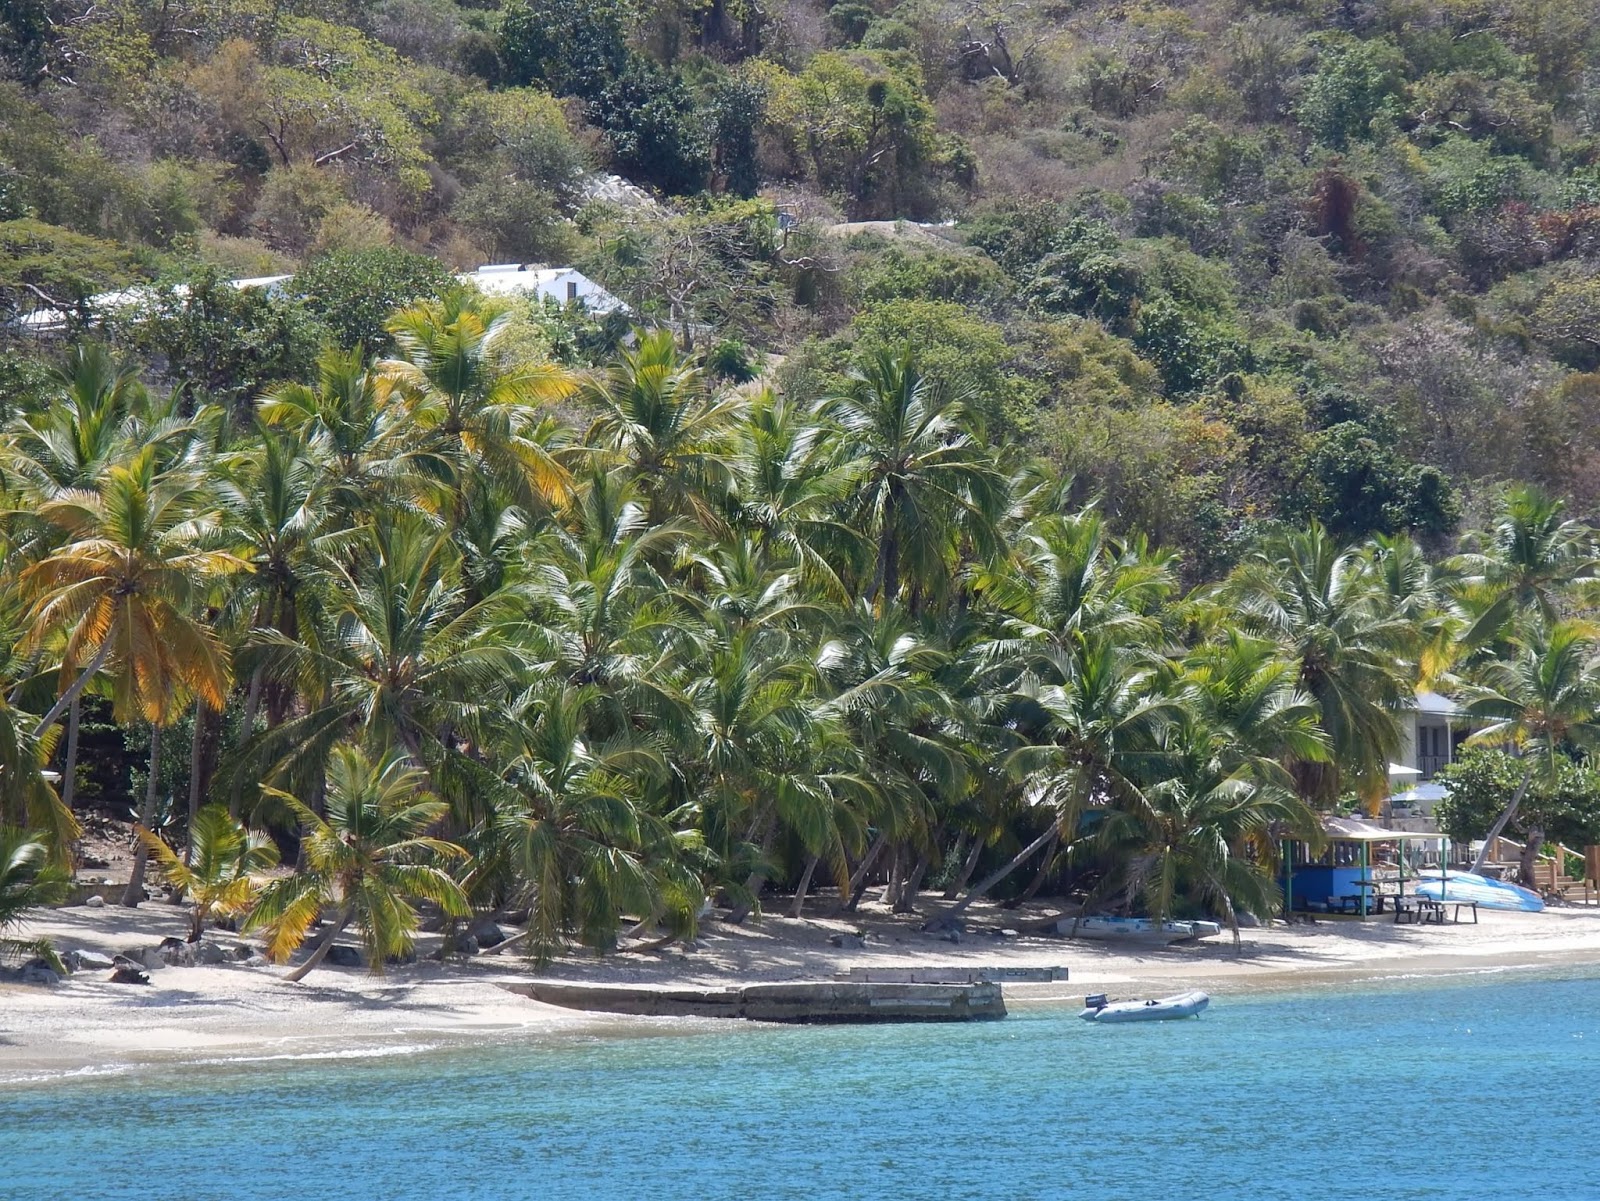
[4,968,1597,1200]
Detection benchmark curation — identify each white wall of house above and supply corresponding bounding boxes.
[460,265,627,314]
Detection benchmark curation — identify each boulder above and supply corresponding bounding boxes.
[63,949,116,973]
[20,960,60,986]
[467,918,506,947]
[83,894,106,909]
[828,933,866,949]
[155,938,195,967]
[141,948,168,971]
[325,945,363,968]
[109,965,150,985]
[229,944,253,962]
[192,941,227,965]
[1236,911,1261,929]
[384,947,417,967]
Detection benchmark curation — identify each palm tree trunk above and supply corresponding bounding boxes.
[121,725,161,908]
[724,813,776,925]
[1469,764,1534,874]
[893,852,931,914]
[32,639,113,739]
[1005,831,1059,908]
[944,835,985,900]
[940,831,968,899]
[60,695,81,815]
[885,843,905,909]
[788,854,820,918]
[285,904,354,983]
[230,668,264,819]
[184,701,208,866]
[843,833,889,912]
[939,824,1059,924]
[1519,825,1545,889]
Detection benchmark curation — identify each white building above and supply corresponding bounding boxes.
[458,264,627,315]
[1387,690,1476,831]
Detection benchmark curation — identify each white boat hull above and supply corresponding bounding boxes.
[1079,990,1210,1023]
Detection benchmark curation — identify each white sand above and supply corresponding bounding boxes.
[7,894,1600,1080]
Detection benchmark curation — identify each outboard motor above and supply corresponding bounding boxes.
[1084,993,1109,1010]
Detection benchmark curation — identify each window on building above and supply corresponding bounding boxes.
[566,281,578,301]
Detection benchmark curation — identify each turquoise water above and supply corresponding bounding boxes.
[4,969,1598,1200]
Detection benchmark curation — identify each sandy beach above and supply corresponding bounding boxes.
[7,895,1600,1081]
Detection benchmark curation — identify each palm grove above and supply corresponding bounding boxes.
[4,292,1600,975]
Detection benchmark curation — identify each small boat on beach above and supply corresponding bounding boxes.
[1079,990,1210,1023]
[1414,871,1544,912]
[1056,916,1222,944]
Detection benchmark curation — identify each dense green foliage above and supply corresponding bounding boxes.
[6,1,1600,956]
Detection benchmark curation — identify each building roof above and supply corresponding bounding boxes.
[1413,690,1462,716]
[457,264,628,314]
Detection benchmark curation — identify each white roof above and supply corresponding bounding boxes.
[459,264,628,314]
[1413,690,1462,716]
[1324,815,1442,842]
[12,274,291,333]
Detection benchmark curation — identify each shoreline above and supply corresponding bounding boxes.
[7,897,1600,1083]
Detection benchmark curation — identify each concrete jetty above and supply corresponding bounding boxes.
[499,979,1007,1022]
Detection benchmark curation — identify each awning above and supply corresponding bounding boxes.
[1323,815,1443,843]
[1387,762,1422,777]
[1392,782,1449,804]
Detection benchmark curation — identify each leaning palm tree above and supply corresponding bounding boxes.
[1458,617,1600,874]
[1095,711,1319,948]
[246,745,470,982]
[0,827,70,970]
[18,448,241,905]
[136,804,280,942]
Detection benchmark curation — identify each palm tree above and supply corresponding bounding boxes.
[1459,617,1600,874]
[136,803,280,941]
[19,447,237,737]
[18,448,241,905]
[240,513,528,825]
[0,827,69,971]
[259,346,412,519]
[824,347,1007,610]
[380,290,577,514]
[584,328,742,529]
[726,388,863,598]
[1225,524,1419,807]
[0,693,74,856]
[1452,486,1597,647]
[246,745,470,982]
[1095,709,1318,947]
[492,681,700,960]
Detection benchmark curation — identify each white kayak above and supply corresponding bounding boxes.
[1079,990,1210,1023]
[1414,871,1544,912]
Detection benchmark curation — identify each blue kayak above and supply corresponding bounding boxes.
[1414,871,1544,912]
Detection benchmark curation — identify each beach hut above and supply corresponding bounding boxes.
[1282,816,1445,917]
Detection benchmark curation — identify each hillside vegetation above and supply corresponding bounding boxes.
[4,2,1600,963]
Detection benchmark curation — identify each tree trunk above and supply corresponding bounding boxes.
[893,852,931,914]
[285,904,354,983]
[1005,831,1059,908]
[230,667,264,819]
[937,823,1059,925]
[843,833,889,913]
[885,843,905,910]
[788,854,820,919]
[724,812,776,925]
[940,832,968,900]
[32,638,113,740]
[1519,825,1546,889]
[1470,765,1534,874]
[184,701,209,866]
[60,694,81,815]
[121,725,161,908]
[944,835,985,900]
